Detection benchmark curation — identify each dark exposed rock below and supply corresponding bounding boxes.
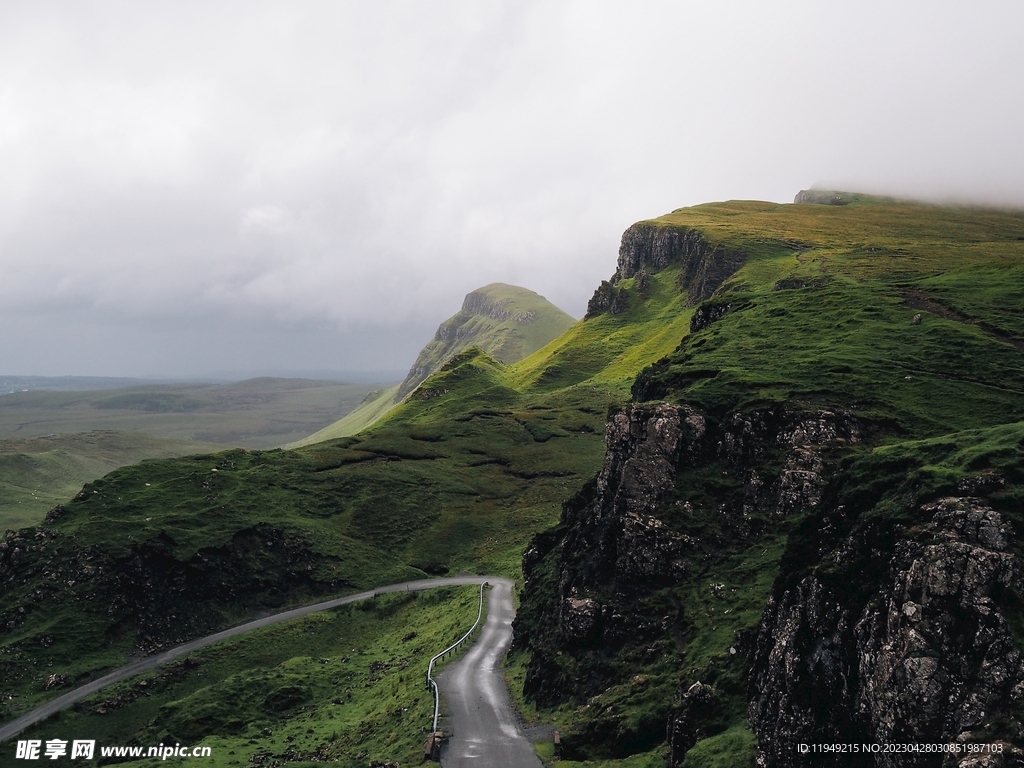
[561,596,601,644]
[749,498,1024,767]
[586,281,617,319]
[667,682,727,764]
[772,277,829,291]
[794,190,853,205]
[610,287,630,315]
[516,404,860,728]
[617,223,707,281]
[635,269,651,293]
[44,673,68,690]
[586,223,745,319]
[690,301,731,333]
[44,505,67,524]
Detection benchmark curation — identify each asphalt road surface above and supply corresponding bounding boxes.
[0,575,496,744]
[437,579,543,768]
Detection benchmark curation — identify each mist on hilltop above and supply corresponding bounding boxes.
[1,1,1022,377]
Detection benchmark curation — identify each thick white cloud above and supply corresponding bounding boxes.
[2,0,1023,376]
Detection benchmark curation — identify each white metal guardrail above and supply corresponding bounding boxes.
[426,581,487,733]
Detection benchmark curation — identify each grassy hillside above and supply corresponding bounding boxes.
[293,284,576,446]
[0,263,693,760]
[513,196,1024,766]
[0,431,225,531]
[633,198,1024,428]
[394,282,576,400]
[9,586,485,768]
[289,384,400,447]
[4,195,1024,765]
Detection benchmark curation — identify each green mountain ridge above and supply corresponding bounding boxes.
[3,194,1024,766]
[396,283,576,399]
[291,282,575,446]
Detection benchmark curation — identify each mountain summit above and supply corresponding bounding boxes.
[291,282,575,445]
[394,283,574,402]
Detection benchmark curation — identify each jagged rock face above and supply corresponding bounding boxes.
[585,223,746,319]
[460,290,538,324]
[748,575,863,766]
[516,403,860,724]
[559,403,703,587]
[667,682,727,763]
[586,281,616,318]
[616,224,708,281]
[750,498,1024,767]
[794,189,853,205]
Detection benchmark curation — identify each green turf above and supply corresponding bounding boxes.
[4,587,487,767]
[393,283,576,402]
[0,431,226,531]
[289,385,401,447]
[297,283,577,445]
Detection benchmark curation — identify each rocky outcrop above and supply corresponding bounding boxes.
[553,403,701,604]
[794,189,853,205]
[516,404,861,733]
[667,682,728,764]
[586,281,616,318]
[585,223,745,319]
[517,347,1023,766]
[750,497,1024,767]
[617,224,709,280]
[690,301,731,333]
[460,290,538,324]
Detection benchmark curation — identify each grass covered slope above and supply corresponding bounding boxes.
[290,384,401,447]
[513,195,1024,766]
[9,586,486,768]
[0,431,226,531]
[293,283,576,446]
[633,197,1024,428]
[394,282,576,402]
[0,225,716,760]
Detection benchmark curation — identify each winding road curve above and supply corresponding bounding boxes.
[0,575,502,744]
[437,579,543,768]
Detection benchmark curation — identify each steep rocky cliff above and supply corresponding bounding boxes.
[516,400,1024,766]
[750,496,1024,767]
[515,199,1024,766]
[585,221,745,318]
[515,401,864,759]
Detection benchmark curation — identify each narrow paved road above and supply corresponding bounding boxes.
[437,579,543,768]
[0,575,495,744]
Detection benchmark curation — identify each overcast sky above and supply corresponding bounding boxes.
[3,1,1023,379]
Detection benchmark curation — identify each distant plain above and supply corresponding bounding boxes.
[0,377,390,530]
